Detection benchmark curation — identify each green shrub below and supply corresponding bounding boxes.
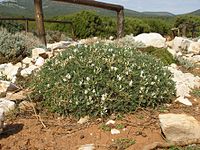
[138,46,176,65]
[31,43,175,117]
[0,20,24,33]
[72,11,103,38]
[0,28,42,64]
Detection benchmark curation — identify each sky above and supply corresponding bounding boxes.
[0,0,199,14]
[99,0,200,14]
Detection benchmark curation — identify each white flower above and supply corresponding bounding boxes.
[154,75,157,80]
[66,73,71,79]
[86,77,90,81]
[140,70,144,77]
[129,80,133,87]
[117,75,122,81]
[92,89,96,93]
[79,80,83,86]
[101,93,108,101]
[111,66,118,71]
[84,90,88,94]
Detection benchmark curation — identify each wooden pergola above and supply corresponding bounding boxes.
[34,0,125,45]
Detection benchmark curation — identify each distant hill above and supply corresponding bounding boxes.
[0,0,177,18]
[188,9,200,16]
[142,11,175,17]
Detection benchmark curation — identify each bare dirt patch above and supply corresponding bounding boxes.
[1,102,200,150]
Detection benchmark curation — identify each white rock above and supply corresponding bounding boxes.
[190,55,200,63]
[168,66,200,98]
[4,63,20,82]
[109,36,114,40]
[188,42,200,54]
[47,41,71,50]
[172,37,192,52]
[133,33,166,48]
[32,48,46,59]
[111,128,120,135]
[198,39,200,43]
[22,57,32,65]
[14,62,22,68]
[159,114,200,142]
[20,65,38,77]
[78,144,95,150]
[0,108,5,134]
[106,120,116,125]
[0,80,19,96]
[35,57,45,67]
[167,48,176,57]
[77,116,89,124]
[0,98,15,113]
[175,97,192,106]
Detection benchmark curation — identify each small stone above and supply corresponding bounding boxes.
[20,65,38,77]
[111,128,120,135]
[175,97,192,106]
[22,57,32,65]
[77,116,89,124]
[0,98,15,113]
[78,144,95,150]
[32,48,46,59]
[106,120,116,125]
[35,57,45,67]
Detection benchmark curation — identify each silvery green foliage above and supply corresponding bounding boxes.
[31,43,175,117]
[0,28,42,62]
[116,34,145,49]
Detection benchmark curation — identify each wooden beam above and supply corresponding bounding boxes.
[117,8,124,38]
[53,0,123,12]
[34,0,46,45]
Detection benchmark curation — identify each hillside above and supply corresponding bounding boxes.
[0,0,176,18]
[189,9,200,16]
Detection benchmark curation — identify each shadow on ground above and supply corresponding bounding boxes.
[0,123,24,139]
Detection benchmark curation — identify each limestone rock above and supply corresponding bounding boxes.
[78,144,95,150]
[22,57,33,65]
[171,37,192,52]
[168,66,200,98]
[47,41,71,50]
[111,128,120,135]
[188,42,200,54]
[133,33,166,48]
[20,65,38,77]
[0,81,19,96]
[32,48,46,59]
[4,63,20,82]
[0,108,5,134]
[35,57,45,67]
[77,116,89,124]
[0,98,15,113]
[159,114,200,142]
[175,97,192,106]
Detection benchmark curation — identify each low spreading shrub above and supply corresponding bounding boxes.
[0,28,43,64]
[30,43,175,117]
[138,46,176,65]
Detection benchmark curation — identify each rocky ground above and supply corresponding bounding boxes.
[0,33,200,150]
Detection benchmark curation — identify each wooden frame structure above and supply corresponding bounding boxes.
[0,17,74,35]
[34,0,124,45]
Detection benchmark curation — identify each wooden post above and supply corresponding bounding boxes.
[34,0,46,45]
[117,8,124,38]
[25,19,29,34]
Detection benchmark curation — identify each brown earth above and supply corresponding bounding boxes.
[1,100,200,150]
